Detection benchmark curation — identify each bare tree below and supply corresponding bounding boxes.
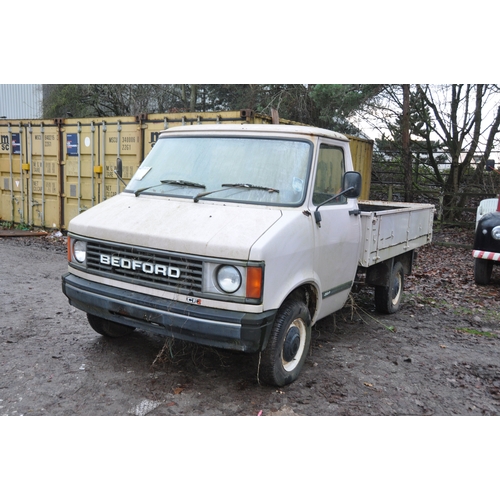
[415,84,500,219]
[402,84,412,202]
[362,84,500,217]
[42,84,189,118]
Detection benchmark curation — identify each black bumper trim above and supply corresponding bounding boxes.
[61,273,276,352]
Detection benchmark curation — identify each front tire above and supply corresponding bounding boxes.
[474,258,493,285]
[375,261,404,314]
[87,313,135,338]
[259,298,311,387]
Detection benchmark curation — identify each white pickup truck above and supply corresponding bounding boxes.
[62,124,434,386]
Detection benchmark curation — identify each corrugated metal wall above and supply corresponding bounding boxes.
[0,84,43,119]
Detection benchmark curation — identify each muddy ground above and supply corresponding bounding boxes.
[1,227,499,416]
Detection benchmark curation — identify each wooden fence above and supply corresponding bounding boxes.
[370,158,500,228]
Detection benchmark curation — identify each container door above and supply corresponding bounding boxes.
[0,121,62,229]
[0,125,23,225]
[62,118,142,228]
[100,119,141,202]
[30,123,61,228]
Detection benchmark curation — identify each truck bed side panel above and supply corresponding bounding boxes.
[358,201,434,268]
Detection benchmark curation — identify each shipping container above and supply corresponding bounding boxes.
[0,110,373,229]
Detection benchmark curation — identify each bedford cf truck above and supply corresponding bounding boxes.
[62,124,434,386]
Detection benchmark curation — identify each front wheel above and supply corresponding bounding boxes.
[375,261,404,314]
[474,258,493,285]
[87,313,135,338]
[259,298,311,387]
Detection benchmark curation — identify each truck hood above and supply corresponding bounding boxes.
[68,193,283,260]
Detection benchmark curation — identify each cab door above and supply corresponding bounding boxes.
[309,141,361,320]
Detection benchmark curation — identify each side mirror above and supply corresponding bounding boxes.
[314,171,363,227]
[343,171,362,199]
[114,157,127,187]
[116,157,123,178]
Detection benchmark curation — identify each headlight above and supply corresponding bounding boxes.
[492,226,500,240]
[202,262,263,302]
[216,265,242,293]
[73,240,87,263]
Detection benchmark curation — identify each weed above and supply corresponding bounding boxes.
[483,308,500,322]
[0,221,31,231]
[338,293,397,333]
[456,327,496,338]
[152,337,229,371]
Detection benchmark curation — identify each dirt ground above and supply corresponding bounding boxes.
[1,226,499,416]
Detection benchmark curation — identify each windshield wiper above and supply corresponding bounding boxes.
[222,183,279,193]
[134,179,206,197]
[194,183,279,203]
[162,179,206,188]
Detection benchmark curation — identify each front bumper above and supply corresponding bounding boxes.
[472,250,500,262]
[62,273,276,353]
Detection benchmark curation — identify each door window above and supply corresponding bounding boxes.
[312,143,345,205]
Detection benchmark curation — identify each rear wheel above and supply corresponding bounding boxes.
[474,258,493,285]
[259,298,311,387]
[87,313,135,338]
[375,261,404,314]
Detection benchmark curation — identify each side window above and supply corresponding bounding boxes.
[312,143,345,205]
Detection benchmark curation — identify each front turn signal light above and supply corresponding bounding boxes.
[246,266,263,299]
[67,236,72,262]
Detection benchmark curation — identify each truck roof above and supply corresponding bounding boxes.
[159,124,350,142]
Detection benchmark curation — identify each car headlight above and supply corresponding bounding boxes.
[216,265,242,293]
[492,226,500,240]
[73,240,87,263]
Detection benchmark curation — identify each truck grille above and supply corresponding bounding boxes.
[85,240,203,294]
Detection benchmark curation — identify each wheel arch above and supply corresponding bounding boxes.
[286,283,319,322]
[365,250,415,287]
[260,282,319,351]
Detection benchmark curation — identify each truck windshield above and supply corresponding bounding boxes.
[125,136,312,206]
